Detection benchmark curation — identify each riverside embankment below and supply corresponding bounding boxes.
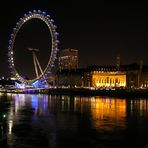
[18,88,148,98]
[47,88,148,98]
[3,88,148,98]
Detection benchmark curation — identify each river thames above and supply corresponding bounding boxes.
[1,93,148,148]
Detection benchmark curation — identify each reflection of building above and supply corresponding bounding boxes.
[90,98,126,129]
[58,48,78,70]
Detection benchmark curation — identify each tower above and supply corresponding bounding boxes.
[116,54,120,68]
[138,60,143,87]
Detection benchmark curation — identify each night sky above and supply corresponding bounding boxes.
[0,1,147,78]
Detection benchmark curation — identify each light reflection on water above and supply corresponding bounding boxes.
[90,97,126,131]
[0,94,148,147]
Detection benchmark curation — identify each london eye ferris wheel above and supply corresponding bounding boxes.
[8,10,59,87]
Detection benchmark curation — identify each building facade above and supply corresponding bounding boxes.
[55,69,85,88]
[55,63,148,89]
[58,48,78,70]
[87,64,138,89]
[91,71,126,88]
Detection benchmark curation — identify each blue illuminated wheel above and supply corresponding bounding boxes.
[8,10,59,85]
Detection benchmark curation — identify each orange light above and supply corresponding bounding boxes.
[92,72,126,88]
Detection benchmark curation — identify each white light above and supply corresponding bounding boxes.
[50,19,54,22]
[38,10,42,13]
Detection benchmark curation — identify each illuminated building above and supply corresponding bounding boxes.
[87,64,136,88]
[139,64,148,88]
[91,71,126,88]
[56,62,148,89]
[58,48,78,70]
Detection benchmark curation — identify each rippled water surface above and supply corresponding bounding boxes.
[1,93,148,148]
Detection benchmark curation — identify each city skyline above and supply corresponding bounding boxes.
[0,1,147,77]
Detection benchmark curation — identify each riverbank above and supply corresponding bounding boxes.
[16,88,148,98]
[2,88,148,98]
[47,88,148,98]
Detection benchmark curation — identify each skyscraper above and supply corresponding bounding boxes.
[58,48,78,70]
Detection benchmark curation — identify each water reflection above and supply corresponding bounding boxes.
[0,94,147,147]
[90,97,126,131]
[128,99,148,118]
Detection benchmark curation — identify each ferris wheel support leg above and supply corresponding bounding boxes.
[34,54,44,75]
[33,52,39,78]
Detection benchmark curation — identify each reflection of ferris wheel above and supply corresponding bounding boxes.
[8,10,59,85]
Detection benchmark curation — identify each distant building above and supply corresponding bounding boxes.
[87,64,140,89]
[55,63,148,89]
[91,71,126,88]
[55,69,85,87]
[58,48,78,70]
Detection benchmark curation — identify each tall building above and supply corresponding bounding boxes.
[58,48,78,70]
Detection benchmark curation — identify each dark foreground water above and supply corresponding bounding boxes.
[1,93,148,148]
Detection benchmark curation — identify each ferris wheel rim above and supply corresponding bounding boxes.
[8,10,59,85]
